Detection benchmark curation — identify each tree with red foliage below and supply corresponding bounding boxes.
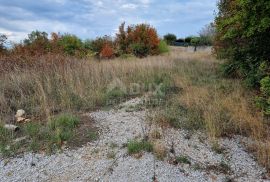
[100,43,114,59]
[116,22,160,57]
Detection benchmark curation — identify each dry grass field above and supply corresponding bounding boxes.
[1,47,270,170]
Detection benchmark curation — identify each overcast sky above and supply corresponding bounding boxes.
[0,0,217,42]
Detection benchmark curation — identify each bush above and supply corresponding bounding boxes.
[57,34,83,56]
[89,36,114,57]
[21,30,50,55]
[256,76,270,115]
[1,23,163,61]
[214,0,270,115]
[116,23,160,57]
[163,33,177,45]
[100,43,114,59]
[158,40,169,54]
[131,43,149,58]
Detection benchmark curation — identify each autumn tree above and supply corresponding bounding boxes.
[116,23,160,57]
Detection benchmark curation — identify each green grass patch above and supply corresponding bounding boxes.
[127,140,153,154]
[175,155,191,165]
[49,114,80,130]
[0,113,83,156]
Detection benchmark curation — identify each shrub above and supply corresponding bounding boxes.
[131,43,149,58]
[158,40,169,54]
[100,43,114,59]
[116,23,160,57]
[214,0,270,115]
[57,34,83,56]
[163,33,177,45]
[1,23,162,61]
[256,76,270,115]
[21,30,50,55]
[89,36,114,57]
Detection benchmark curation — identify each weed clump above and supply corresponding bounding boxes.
[49,114,79,130]
[127,140,153,154]
[175,155,191,165]
[0,113,82,156]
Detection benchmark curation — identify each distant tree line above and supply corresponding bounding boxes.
[163,23,215,49]
[0,22,169,61]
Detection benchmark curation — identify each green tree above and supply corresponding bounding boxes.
[24,30,48,45]
[58,34,83,56]
[163,33,177,45]
[191,37,200,52]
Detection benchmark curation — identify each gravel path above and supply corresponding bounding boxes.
[0,98,269,182]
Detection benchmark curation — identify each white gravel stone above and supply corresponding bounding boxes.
[0,98,269,182]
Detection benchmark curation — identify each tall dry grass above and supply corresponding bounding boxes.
[169,47,270,169]
[0,53,174,123]
[1,47,270,169]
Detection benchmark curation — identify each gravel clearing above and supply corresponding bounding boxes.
[0,98,269,182]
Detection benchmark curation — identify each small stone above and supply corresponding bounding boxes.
[15,109,25,118]
[16,117,26,123]
[4,124,19,132]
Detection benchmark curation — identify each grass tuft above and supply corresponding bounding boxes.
[175,155,191,165]
[127,140,153,154]
[49,114,80,130]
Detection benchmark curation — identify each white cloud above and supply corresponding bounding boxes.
[121,3,138,10]
[0,0,217,42]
